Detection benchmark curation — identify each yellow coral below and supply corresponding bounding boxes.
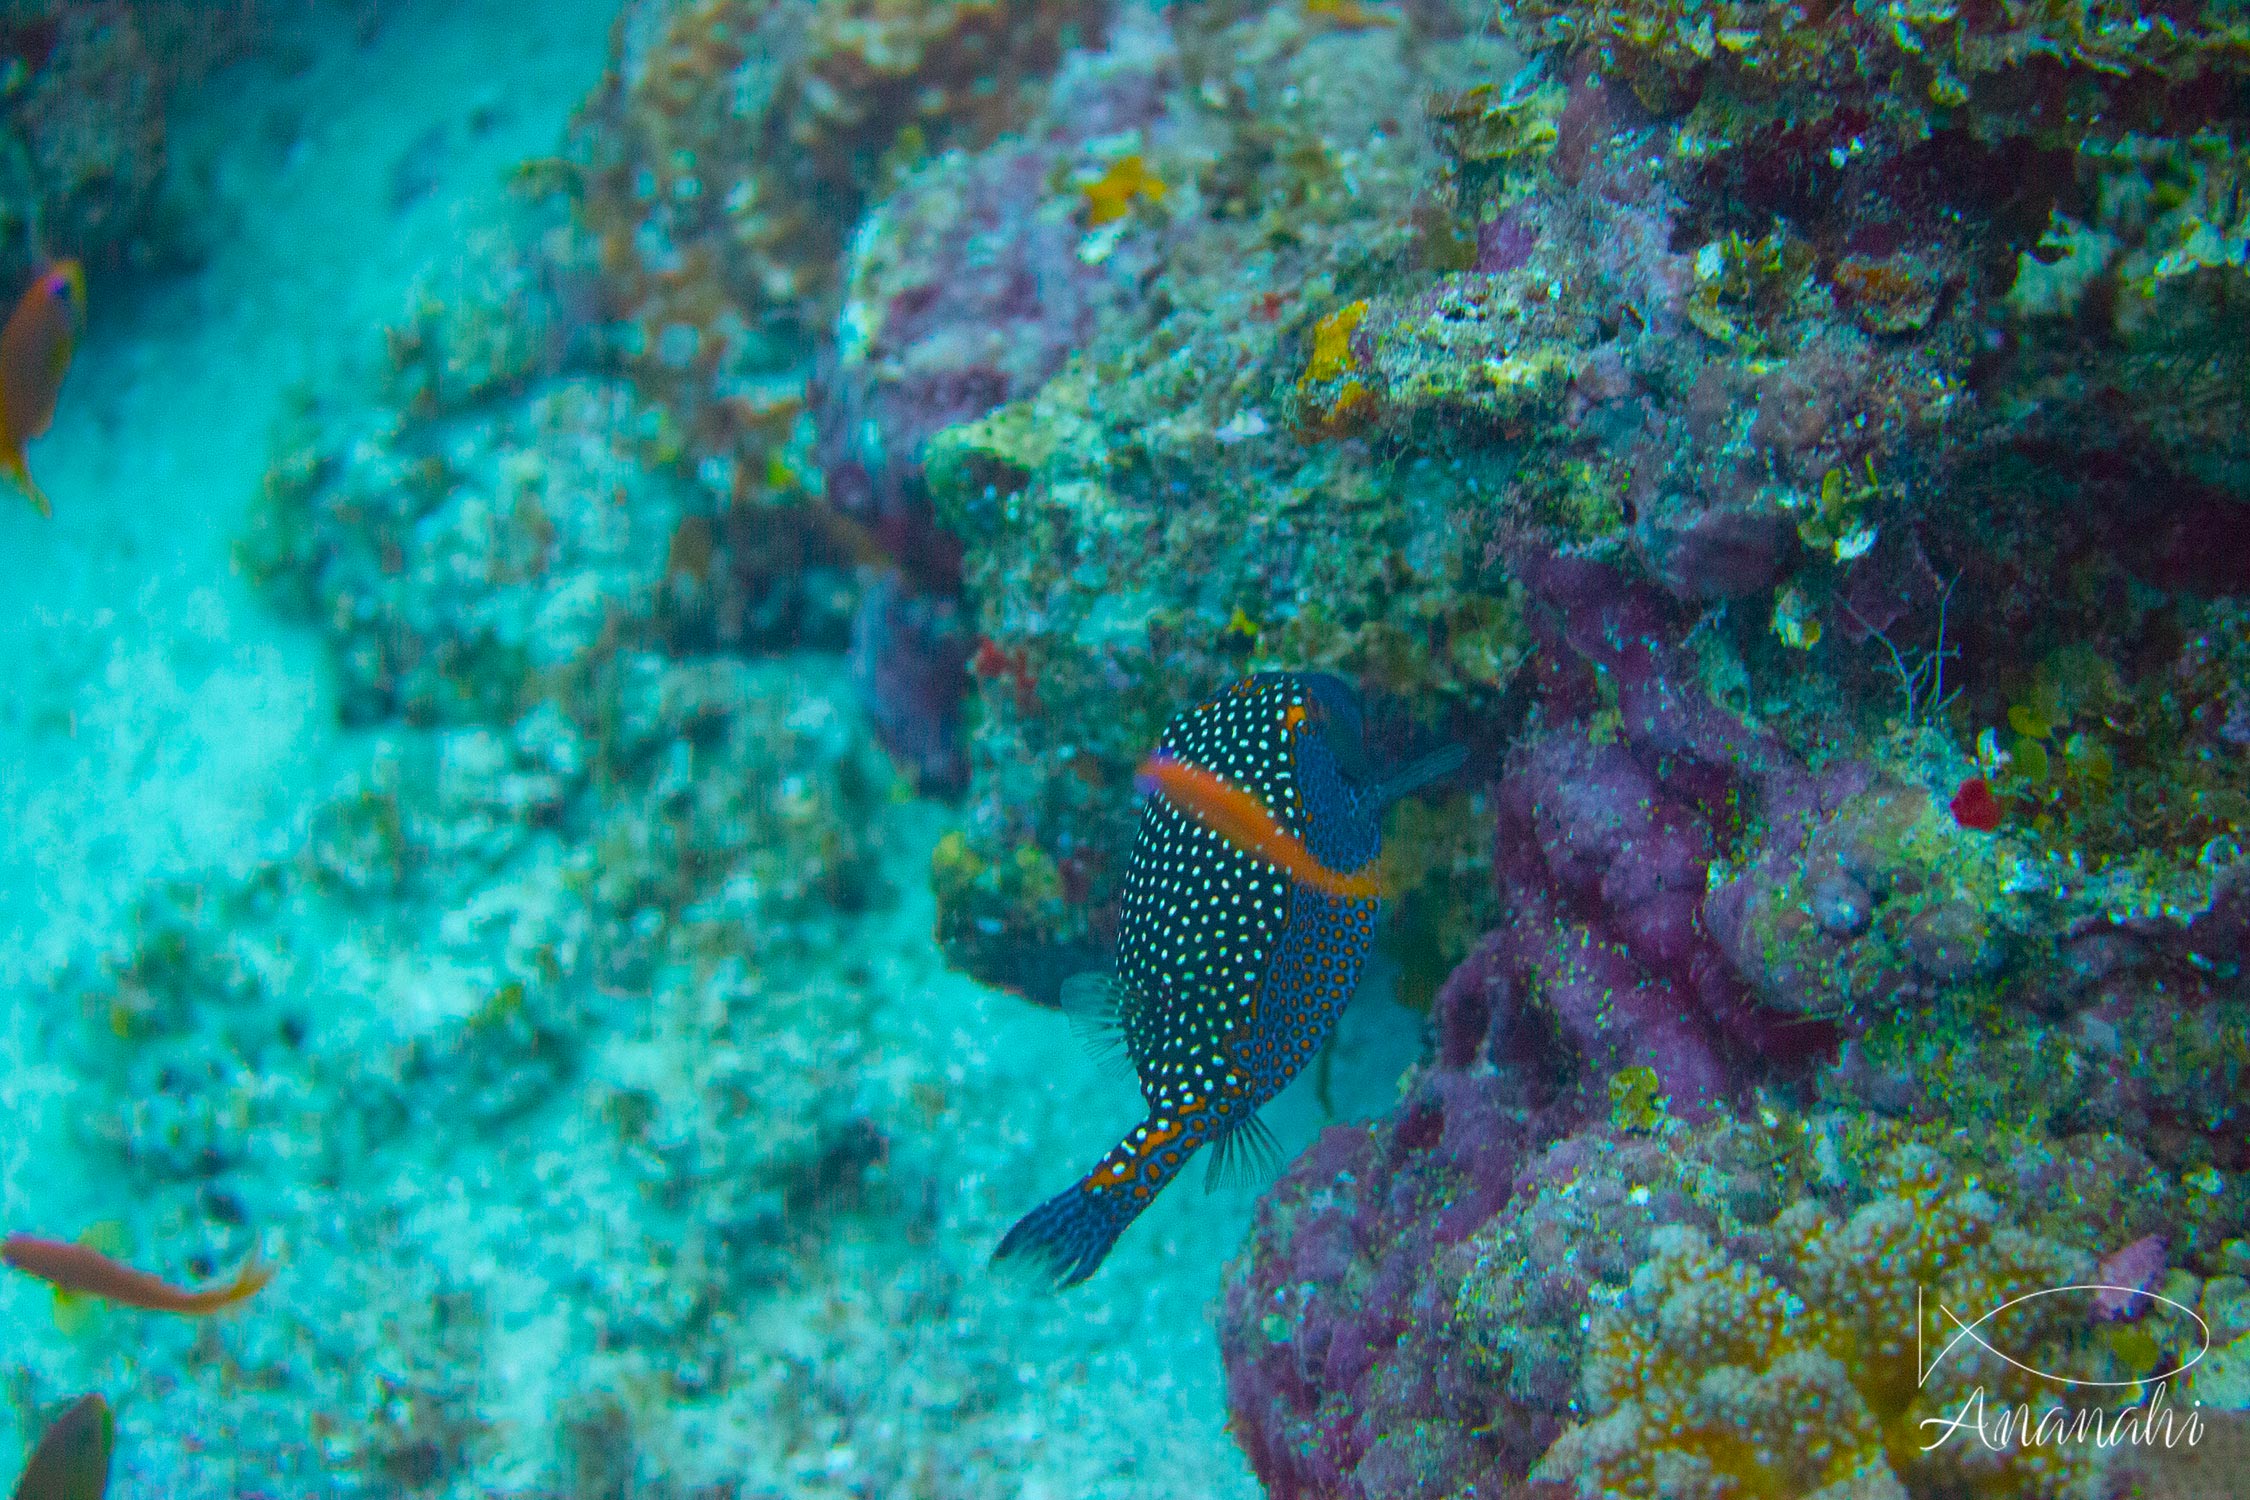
[1304,0,1398,30]
[1301,300,1368,385]
[929,828,986,899]
[1429,76,1566,169]
[1796,458,1882,559]
[1607,1065,1666,1132]
[1537,1148,2112,1500]
[1080,153,1166,226]
[1772,584,1822,649]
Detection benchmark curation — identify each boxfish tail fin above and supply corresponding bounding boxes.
[994,1118,1193,1288]
[992,1185,1131,1289]
[1374,741,1468,808]
[993,1177,1149,1289]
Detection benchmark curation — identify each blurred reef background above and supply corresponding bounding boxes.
[1,0,2248,1495]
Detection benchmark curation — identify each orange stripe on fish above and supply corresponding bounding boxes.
[1134,752,1387,901]
[2,1233,272,1316]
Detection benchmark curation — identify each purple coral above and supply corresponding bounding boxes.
[849,572,972,793]
[816,34,1174,786]
[1490,736,1733,1111]
[1220,1062,1575,1500]
[814,41,1172,539]
[1443,554,1859,1113]
[2094,1234,2167,1319]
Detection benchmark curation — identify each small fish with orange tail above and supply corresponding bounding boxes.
[0,258,85,517]
[2,1232,272,1315]
[994,672,1463,1286]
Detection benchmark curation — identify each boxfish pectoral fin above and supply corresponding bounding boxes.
[1374,741,1468,807]
[1296,671,1373,782]
[1056,971,1135,1079]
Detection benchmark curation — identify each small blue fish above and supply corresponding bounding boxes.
[994,672,1463,1286]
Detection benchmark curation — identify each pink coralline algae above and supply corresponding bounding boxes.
[1219,1064,1572,1500]
[1473,210,1537,275]
[1448,553,1863,1113]
[1221,1071,1824,1500]
[816,27,1173,786]
[1221,552,1907,1496]
[818,36,1172,538]
[2094,1234,2168,1320]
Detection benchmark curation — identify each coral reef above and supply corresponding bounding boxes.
[1535,1148,2109,1500]
[563,0,1110,482]
[144,131,1265,1487]
[818,21,1173,548]
[909,0,2250,1028]
[546,0,1139,781]
[20,0,2250,1489]
[1517,0,2250,148]
[0,4,164,282]
[0,2,261,285]
[922,2,1523,997]
[1219,1061,1566,1500]
[1226,1031,2241,1500]
[1220,535,2248,1492]
[18,639,1277,1494]
[264,376,695,727]
[1219,525,2245,1500]
[1454,553,1872,1114]
[808,13,2250,1489]
[37,650,903,1493]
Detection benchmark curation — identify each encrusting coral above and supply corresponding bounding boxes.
[1538,1148,2110,1500]
[563,0,1111,489]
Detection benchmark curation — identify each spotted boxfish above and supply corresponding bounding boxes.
[994,672,1463,1286]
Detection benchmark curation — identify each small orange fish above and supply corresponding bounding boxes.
[1305,0,1398,29]
[1135,751,1387,900]
[0,258,86,517]
[2,1233,271,1315]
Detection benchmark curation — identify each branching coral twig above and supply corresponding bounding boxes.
[1841,573,1960,730]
